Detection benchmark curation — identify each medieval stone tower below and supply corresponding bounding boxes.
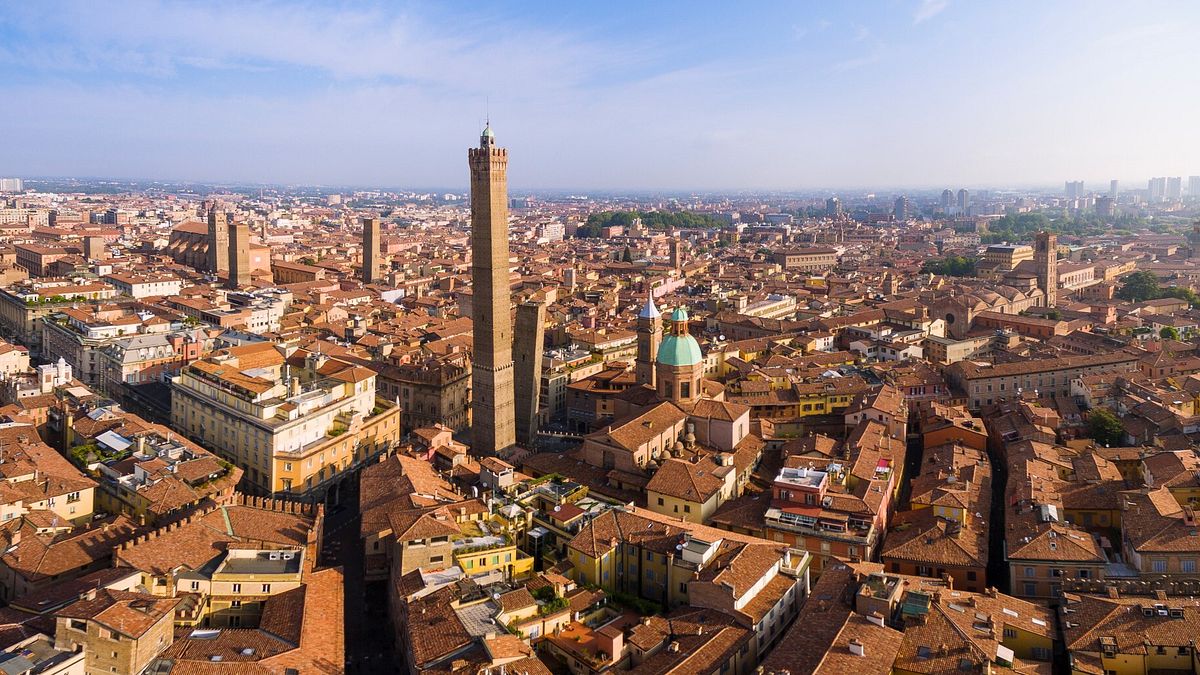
[514,301,546,449]
[226,219,251,289]
[207,203,229,276]
[362,217,381,284]
[635,290,662,388]
[1035,231,1057,307]
[469,125,517,456]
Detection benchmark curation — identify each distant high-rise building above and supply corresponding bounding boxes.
[825,197,842,218]
[226,220,251,288]
[361,217,381,284]
[1095,196,1115,218]
[1035,232,1057,308]
[1189,176,1200,199]
[1109,179,1119,199]
[893,195,910,221]
[1065,181,1084,200]
[206,204,229,275]
[940,189,954,213]
[956,188,970,215]
[1148,177,1167,203]
[469,125,517,456]
[1167,177,1183,201]
[0,178,23,193]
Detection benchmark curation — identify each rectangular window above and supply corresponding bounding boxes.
[967,571,977,581]
[232,583,241,593]
[1152,559,1168,573]
[261,584,271,593]
[1183,560,1196,573]
[657,497,664,506]
[1003,628,1017,638]
[1023,582,1037,596]
[1024,567,1035,577]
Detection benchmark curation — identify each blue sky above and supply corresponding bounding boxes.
[0,1,1197,191]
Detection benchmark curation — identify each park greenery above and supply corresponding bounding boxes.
[1116,270,1200,305]
[921,255,977,277]
[575,210,724,238]
[978,211,1149,245]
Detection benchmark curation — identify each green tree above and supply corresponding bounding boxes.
[921,256,977,277]
[1160,326,1181,340]
[1116,271,1161,302]
[1088,408,1124,446]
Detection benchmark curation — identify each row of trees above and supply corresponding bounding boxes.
[575,210,724,238]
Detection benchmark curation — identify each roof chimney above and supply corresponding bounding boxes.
[848,638,865,657]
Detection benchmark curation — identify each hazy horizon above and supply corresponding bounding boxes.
[1,1,1198,191]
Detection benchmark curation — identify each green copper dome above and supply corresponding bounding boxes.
[657,334,702,366]
[670,307,688,322]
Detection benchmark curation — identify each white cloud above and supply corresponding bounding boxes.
[913,0,949,24]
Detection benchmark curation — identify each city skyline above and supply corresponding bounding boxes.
[1,1,1198,190]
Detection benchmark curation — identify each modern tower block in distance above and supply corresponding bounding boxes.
[362,217,381,284]
[468,125,517,456]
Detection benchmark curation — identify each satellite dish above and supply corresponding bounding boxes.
[553,505,561,512]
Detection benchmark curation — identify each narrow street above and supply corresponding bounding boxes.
[320,477,398,674]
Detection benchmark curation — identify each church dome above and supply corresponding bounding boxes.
[658,305,701,366]
[657,332,702,366]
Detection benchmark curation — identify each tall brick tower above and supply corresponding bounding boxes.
[207,203,229,276]
[1035,231,1057,307]
[226,220,251,289]
[635,289,662,387]
[469,125,516,456]
[513,301,546,449]
[362,217,381,283]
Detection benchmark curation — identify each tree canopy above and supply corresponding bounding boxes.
[1116,270,1200,305]
[1088,408,1124,446]
[921,255,977,277]
[979,211,1147,245]
[575,210,724,238]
